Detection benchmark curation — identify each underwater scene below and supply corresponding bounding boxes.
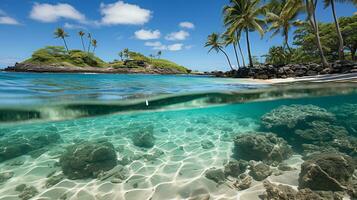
[0,73,357,200]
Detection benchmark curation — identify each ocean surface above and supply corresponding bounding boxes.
[0,72,356,200]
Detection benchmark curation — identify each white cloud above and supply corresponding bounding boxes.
[0,16,20,25]
[167,43,183,51]
[144,41,162,47]
[30,3,86,23]
[185,45,194,50]
[0,10,20,25]
[99,1,151,25]
[165,30,189,41]
[144,41,183,51]
[64,23,86,30]
[135,29,160,40]
[144,41,166,50]
[179,22,194,29]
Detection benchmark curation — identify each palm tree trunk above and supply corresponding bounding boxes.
[306,0,329,67]
[245,28,253,67]
[237,41,246,67]
[219,47,234,71]
[233,43,241,69]
[330,0,344,60]
[312,11,329,66]
[351,47,356,61]
[285,34,292,53]
[80,37,86,51]
[93,47,96,54]
[62,38,69,53]
[87,37,91,53]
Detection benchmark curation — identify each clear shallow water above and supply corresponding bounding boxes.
[0,72,357,200]
[0,72,261,106]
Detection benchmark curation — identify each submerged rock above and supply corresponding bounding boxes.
[0,171,14,183]
[233,174,252,190]
[299,153,355,191]
[60,140,117,179]
[249,163,272,181]
[262,180,343,200]
[262,180,297,200]
[233,133,292,164]
[0,131,61,162]
[223,159,248,178]
[130,124,155,148]
[261,104,335,133]
[330,103,357,136]
[45,174,65,188]
[18,185,39,200]
[295,121,348,143]
[278,163,295,171]
[204,168,225,184]
[201,139,215,149]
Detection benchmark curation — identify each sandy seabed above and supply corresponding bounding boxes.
[0,108,305,200]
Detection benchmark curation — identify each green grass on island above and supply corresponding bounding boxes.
[21,46,189,74]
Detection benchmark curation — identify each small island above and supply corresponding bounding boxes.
[4,29,190,74]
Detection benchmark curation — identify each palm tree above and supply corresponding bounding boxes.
[236,31,246,67]
[78,31,86,51]
[119,51,124,61]
[91,39,97,54]
[123,48,129,60]
[305,0,329,66]
[54,28,69,53]
[266,0,303,52]
[223,0,266,67]
[223,33,241,68]
[205,33,234,71]
[323,0,357,60]
[87,33,92,53]
[157,51,162,59]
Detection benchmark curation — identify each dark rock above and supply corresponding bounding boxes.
[262,181,343,200]
[233,174,252,190]
[18,185,38,200]
[201,139,215,149]
[59,140,117,179]
[204,168,225,184]
[224,159,248,178]
[330,103,357,136]
[299,153,355,191]
[262,180,297,200]
[296,189,343,200]
[233,133,292,164]
[278,163,295,171]
[249,163,272,181]
[45,174,65,188]
[130,124,155,148]
[15,184,27,192]
[295,121,348,142]
[261,104,335,132]
[0,131,61,162]
[0,171,14,183]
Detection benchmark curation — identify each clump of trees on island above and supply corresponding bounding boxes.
[206,0,357,70]
[18,28,188,73]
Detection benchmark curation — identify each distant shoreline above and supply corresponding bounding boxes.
[3,63,190,75]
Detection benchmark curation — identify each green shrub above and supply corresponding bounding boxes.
[149,59,188,73]
[25,46,106,67]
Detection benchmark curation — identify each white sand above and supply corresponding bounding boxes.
[0,109,303,200]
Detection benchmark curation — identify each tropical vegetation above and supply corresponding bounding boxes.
[206,0,357,70]
[20,28,189,73]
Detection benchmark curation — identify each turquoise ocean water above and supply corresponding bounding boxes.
[0,72,356,200]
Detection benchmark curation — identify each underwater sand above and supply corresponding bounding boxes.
[1,92,356,200]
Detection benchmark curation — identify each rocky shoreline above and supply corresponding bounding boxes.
[215,60,357,79]
[3,62,188,74]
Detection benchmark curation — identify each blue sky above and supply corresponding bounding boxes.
[0,0,356,71]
